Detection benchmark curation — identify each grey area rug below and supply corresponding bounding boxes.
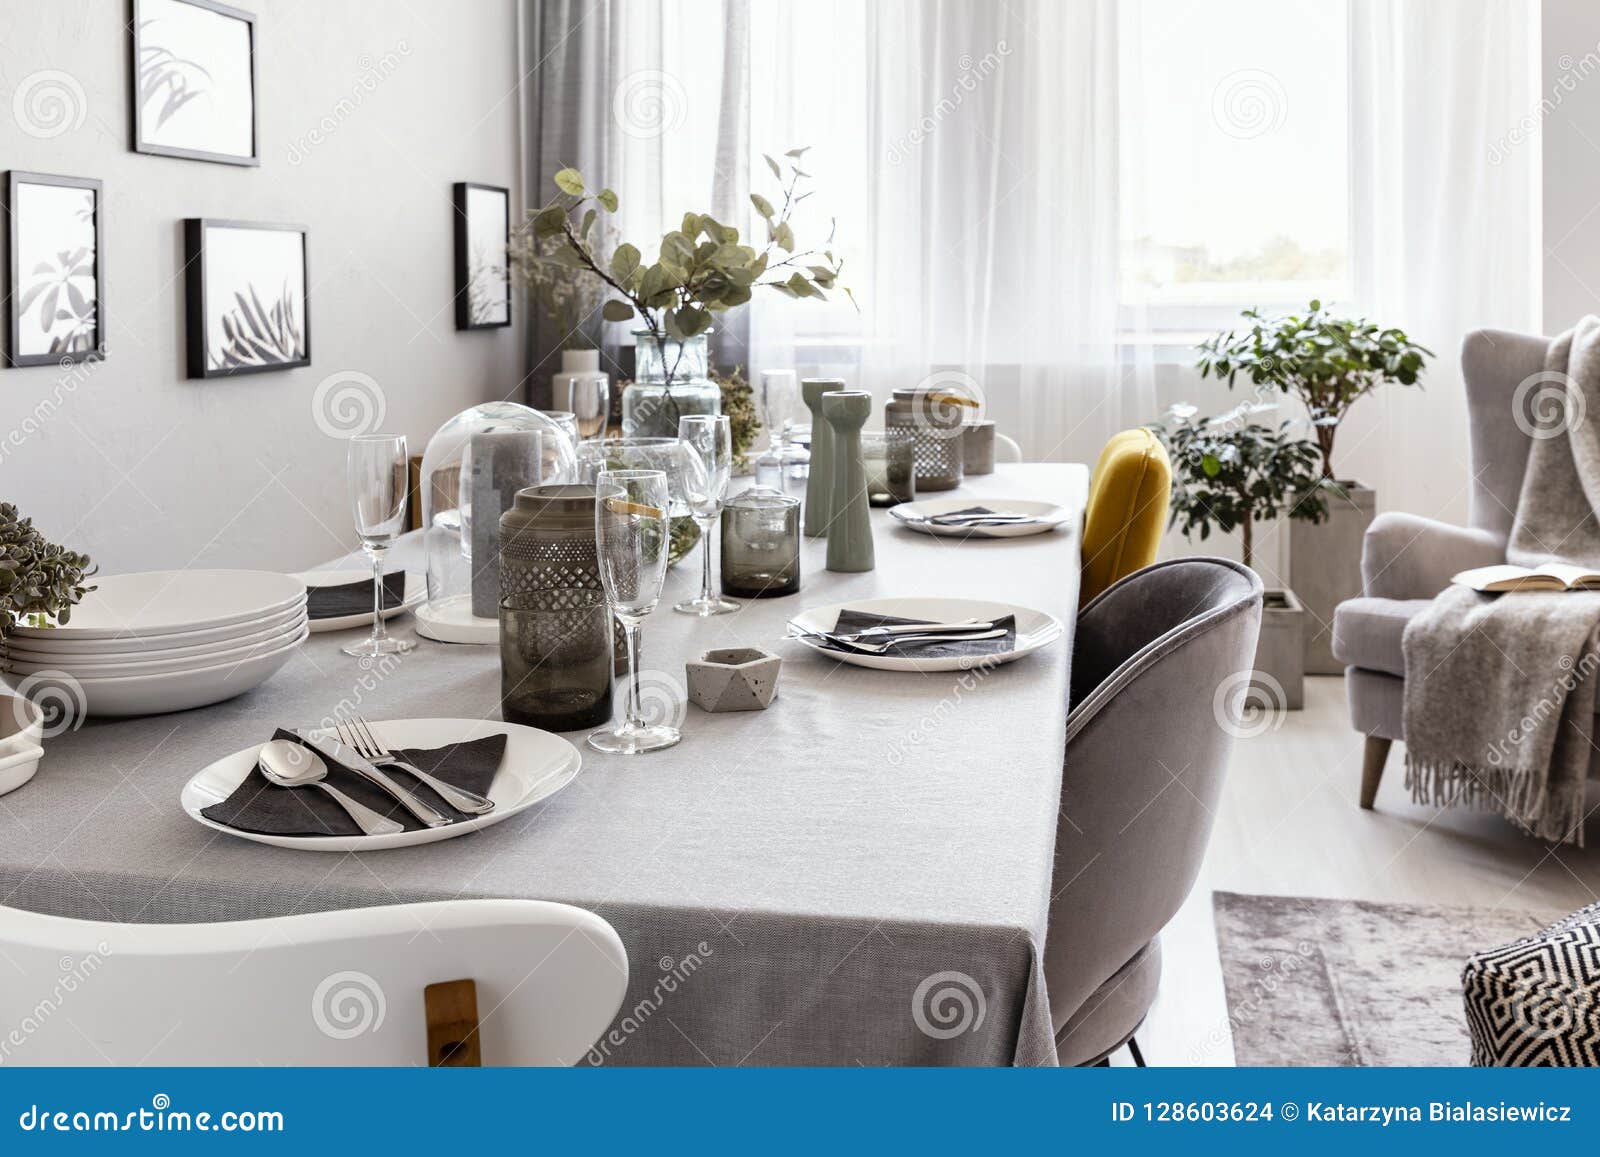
[1213,891,1560,1066]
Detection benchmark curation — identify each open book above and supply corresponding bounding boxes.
[1452,563,1600,593]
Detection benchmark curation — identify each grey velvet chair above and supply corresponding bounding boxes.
[1051,557,1263,1065]
[1330,329,1555,809]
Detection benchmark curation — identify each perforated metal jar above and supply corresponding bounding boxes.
[884,387,965,491]
[500,484,628,673]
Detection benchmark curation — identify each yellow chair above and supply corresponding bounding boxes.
[1079,428,1171,605]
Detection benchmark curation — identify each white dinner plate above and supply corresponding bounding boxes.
[4,621,309,678]
[11,570,308,641]
[180,717,582,852]
[293,570,425,634]
[787,596,1063,672]
[3,601,307,658]
[7,627,307,717]
[889,497,1074,539]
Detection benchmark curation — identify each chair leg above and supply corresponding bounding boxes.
[1360,735,1392,810]
[1126,1035,1147,1067]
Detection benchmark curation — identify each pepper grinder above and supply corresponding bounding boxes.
[801,377,845,537]
[822,390,875,573]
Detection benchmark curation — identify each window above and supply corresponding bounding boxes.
[1117,0,1350,334]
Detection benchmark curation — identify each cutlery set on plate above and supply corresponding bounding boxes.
[258,716,497,837]
[787,618,1007,653]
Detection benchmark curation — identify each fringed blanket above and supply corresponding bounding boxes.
[1402,317,1600,845]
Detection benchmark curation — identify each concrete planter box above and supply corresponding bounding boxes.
[686,647,781,712]
[1254,588,1305,711]
[1290,482,1375,675]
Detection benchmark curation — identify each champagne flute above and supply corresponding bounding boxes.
[673,414,738,616]
[344,433,414,658]
[754,369,798,487]
[590,469,679,754]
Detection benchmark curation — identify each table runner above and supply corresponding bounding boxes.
[0,464,1085,1066]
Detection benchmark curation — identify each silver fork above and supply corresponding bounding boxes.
[339,716,496,815]
[802,628,1008,653]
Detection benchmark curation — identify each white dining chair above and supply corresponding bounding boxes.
[0,899,627,1066]
[994,433,1024,462]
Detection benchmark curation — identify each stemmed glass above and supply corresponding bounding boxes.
[673,415,737,616]
[754,369,799,488]
[559,373,611,441]
[344,433,415,658]
[590,469,679,754]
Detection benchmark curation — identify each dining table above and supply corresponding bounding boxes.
[0,462,1088,1066]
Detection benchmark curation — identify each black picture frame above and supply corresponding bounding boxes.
[454,181,512,331]
[130,0,260,167]
[6,171,106,368]
[184,218,310,379]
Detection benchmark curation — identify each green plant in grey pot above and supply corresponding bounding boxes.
[1197,300,1432,673]
[0,503,95,651]
[1155,402,1332,710]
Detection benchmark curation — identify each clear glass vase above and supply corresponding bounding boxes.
[621,332,721,438]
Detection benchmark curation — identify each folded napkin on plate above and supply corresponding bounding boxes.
[305,572,408,620]
[201,728,506,837]
[816,609,1017,658]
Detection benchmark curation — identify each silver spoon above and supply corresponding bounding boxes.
[257,739,405,837]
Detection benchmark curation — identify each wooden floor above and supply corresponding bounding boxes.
[1131,674,1600,1067]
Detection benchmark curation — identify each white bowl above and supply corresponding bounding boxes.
[5,622,309,679]
[6,602,307,658]
[8,629,307,718]
[10,570,307,640]
[0,692,45,753]
[0,742,44,797]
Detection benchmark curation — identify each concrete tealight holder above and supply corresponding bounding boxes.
[686,647,781,712]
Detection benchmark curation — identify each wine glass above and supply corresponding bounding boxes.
[344,433,414,658]
[590,469,679,754]
[673,415,737,616]
[754,369,798,488]
[558,372,611,441]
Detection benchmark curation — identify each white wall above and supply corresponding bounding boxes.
[1543,0,1600,333]
[0,0,523,573]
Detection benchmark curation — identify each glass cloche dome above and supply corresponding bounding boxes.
[416,401,577,644]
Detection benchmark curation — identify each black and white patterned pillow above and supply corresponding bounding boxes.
[1464,900,1600,1066]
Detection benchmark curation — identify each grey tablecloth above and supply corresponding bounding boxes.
[0,464,1086,1066]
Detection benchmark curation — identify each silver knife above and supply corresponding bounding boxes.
[292,730,452,829]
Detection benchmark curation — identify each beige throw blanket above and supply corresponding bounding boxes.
[1402,317,1600,844]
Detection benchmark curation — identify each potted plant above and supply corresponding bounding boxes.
[521,148,849,438]
[1155,403,1332,709]
[1197,301,1431,673]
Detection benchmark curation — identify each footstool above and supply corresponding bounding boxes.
[1462,901,1600,1065]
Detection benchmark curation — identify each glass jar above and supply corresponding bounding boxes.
[884,387,965,491]
[720,488,801,598]
[499,483,628,674]
[501,587,614,731]
[962,420,996,476]
[862,430,916,506]
[621,331,721,438]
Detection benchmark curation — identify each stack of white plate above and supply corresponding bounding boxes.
[4,570,309,718]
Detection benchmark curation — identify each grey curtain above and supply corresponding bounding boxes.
[517,0,750,408]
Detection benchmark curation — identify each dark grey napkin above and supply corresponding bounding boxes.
[306,572,408,620]
[816,610,1017,659]
[201,729,506,838]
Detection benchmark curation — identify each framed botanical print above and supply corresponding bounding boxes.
[454,182,511,330]
[184,219,309,378]
[6,172,105,367]
[131,0,259,166]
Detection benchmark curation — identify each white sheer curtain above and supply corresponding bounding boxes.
[1344,0,1541,528]
[612,0,1140,462]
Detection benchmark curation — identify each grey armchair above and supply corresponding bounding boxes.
[1051,558,1263,1065]
[1331,329,1552,808]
